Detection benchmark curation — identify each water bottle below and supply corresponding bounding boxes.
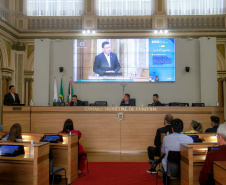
[30,140,34,156]
[30,100,33,106]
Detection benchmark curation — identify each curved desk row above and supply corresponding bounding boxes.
[2,106,224,152]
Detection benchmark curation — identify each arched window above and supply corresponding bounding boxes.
[166,0,226,15]
[95,0,155,16]
[23,0,84,16]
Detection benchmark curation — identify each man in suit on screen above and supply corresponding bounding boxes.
[3,85,20,106]
[93,41,120,75]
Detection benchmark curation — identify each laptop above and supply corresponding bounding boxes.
[0,145,25,157]
[39,135,63,143]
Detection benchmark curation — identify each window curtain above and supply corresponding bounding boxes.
[23,0,84,16]
[166,0,226,15]
[95,0,155,16]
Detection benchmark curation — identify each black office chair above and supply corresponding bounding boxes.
[49,150,67,185]
[192,103,205,107]
[156,151,181,185]
[82,101,89,106]
[94,101,108,106]
[169,102,189,106]
[53,102,65,106]
[130,98,136,106]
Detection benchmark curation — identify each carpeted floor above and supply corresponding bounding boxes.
[73,162,163,185]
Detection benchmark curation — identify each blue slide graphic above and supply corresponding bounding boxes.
[149,38,175,82]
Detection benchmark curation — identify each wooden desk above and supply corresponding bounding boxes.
[0,141,49,185]
[213,161,226,185]
[2,106,31,132]
[2,106,224,152]
[180,143,217,185]
[22,132,78,185]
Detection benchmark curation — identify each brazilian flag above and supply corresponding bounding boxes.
[59,78,64,102]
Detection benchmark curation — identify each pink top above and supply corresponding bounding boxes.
[59,129,82,140]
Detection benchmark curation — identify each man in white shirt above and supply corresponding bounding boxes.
[149,118,193,184]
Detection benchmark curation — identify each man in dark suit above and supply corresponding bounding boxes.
[149,94,162,106]
[3,85,20,105]
[205,115,220,133]
[147,114,173,173]
[120,94,135,106]
[69,95,83,106]
[93,41,120,75]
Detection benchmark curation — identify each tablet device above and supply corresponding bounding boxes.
[188,135,202,143]
[0,145,24,157]
[40,135,63,143]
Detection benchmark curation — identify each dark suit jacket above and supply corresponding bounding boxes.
[69,100,83,106]
[3,92,20,105]
[120,100,135,106]
[149,101,162,106]
[93,52,120,75]
[205,125,219,133]
[154,124,172,148]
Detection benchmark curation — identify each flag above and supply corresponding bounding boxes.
[53,78,58,102]
[67,80,73,105]
[59,77,64,102]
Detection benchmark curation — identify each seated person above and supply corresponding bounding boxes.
[149,94,162,106]
[205,115,220,133]
[147,114,173,173]
[3,85,20,106]
[199,123,226,185]
[4,123,23,142]
[120,94,135,106]
[59,119,86,173]
[185,120,203,133]
[149,119,193,185]
[69,95,83,106]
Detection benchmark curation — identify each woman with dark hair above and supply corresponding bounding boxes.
[8,123,23,142]
[59,119,86,173]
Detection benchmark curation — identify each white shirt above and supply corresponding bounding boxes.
[10,92,15,101]
[104,53,111,68]
[161,132,193,170]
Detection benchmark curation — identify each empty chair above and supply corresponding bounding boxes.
[82,101,89,106]
[94,101,108,106]
[130,98,136,106]
[169,102,189,106]
[49,150,67,185]
[53,102,65,106]
[192,103,205,107]
[156,151,181,185]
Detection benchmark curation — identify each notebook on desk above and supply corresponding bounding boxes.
[0,145,25,157]
[39,135,63,143]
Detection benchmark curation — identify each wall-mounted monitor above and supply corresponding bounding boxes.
[73,38,175,82]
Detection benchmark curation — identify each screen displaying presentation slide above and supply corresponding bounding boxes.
[73,38,175,82]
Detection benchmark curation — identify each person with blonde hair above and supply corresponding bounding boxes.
[185,120,203,133]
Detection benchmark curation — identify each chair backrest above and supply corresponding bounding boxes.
[169,102,189,106]
[167,151,181,178]
[130,98,136,106]
[53,102,65,106]
[82,101,89,106]
[192,103,205,107]
[94,101,108,106]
